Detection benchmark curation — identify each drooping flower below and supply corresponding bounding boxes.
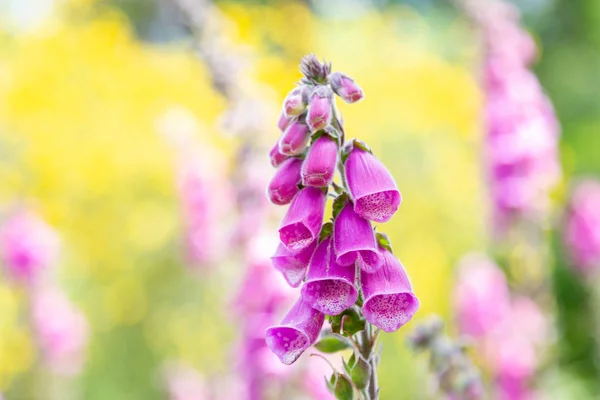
[329,72,364,104]
[265,297,325,365]
[360,247,419,332]
[267,157,303,206]
[344,144,401,223]
[301,236,357,315]
[301,135,338,187]
[272,240,317,288]
[283,86,309,117]
[31,286,89,376]
[563,180,600,274]
[279,187,326,252]
[279,120,310,156]
[0,210,60,283]
[307,86,332,132]
[278,110,292,132]
[333,202,382,271]
[453,253,511,338]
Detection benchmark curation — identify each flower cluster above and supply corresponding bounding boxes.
[462,0,561,232]
[408,316,483,399]
[265,55,419,372]
[563,180,600,275]
[453,254,548,399]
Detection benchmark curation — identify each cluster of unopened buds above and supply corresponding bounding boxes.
[408,317,483,400]
[265,55,419,399]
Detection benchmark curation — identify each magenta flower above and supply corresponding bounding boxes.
[0,210,60,283]
[333,202,382,272]
[360,248,419,332]
[345,145,401,223]
[301,236,358,315]
[307,86,332,132]
[32,286,89,375]
[272,240,317,288]
[279,187,326,252]
[301,135,338,187]
[269,141,289,167]
[283,86,308,117]
[267,158,303,205]
[453,253,511,338]
[563,180,600,274]
[279,120,310,156]
[265,298,325,365]
[329,72,364,103]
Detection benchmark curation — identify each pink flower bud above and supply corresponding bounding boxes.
[0,210,60,283]
[279,187,326,252]
[283,86,309,117]
[329,72,364,103]
[360,248,419,332]
[307,86,332,132]
[267,158,302,205]
[265,298,325,365]
[278,111,292,132]
[272,240,317,288]
[279,120,310,156]
[333,202,382,272]
[269,140,289,167]
[301,237,358,315]
[345,146,401,223]
[301,135,338,187]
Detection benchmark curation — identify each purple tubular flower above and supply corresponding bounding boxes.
[279,187,326,252]
[301,237,357,315]
[283,86,308,117]
[329,72,364,103]
[301,135,338,187]
[307,86,332,132]
[333,202,382,271]
[265,298,325,365]
[361,248,419,332]
[272,240,317,288]
[267,158,303,205]
[345,146,401,223]
[269,141,289,167]
[279,120,310,156]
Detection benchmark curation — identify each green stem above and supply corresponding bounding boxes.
[358,324,379,400]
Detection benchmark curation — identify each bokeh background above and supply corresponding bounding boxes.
[0,0,598,399]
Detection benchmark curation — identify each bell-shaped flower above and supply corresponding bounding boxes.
[360,248,419,332]
[279,120,310,156]
[278,110,291,132]
[307,86,332,132]
[267,158,302,205]
[272,240,317,288]
[301,135,338,187]
[329,72,364,103]
[301,236,357,315]
[345,145,401,223]
[333,202,382,271]
[279,187,326,252]
[265,298,325,365]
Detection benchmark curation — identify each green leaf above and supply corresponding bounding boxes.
[319,222,334,243]
[348,356,371,390]
[333,373,354,400]
[376,232,393,253]
[314,335,352,353]
[332,193,349,219]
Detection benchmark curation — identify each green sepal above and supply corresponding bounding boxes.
[345,354,371,390]
[332,373,354,400]
[314,334,352,353]
[319,222,334,243]
[331,307,365,336]
[324,125,340,140]
[332,193,349,219]
[376,232,393,253]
